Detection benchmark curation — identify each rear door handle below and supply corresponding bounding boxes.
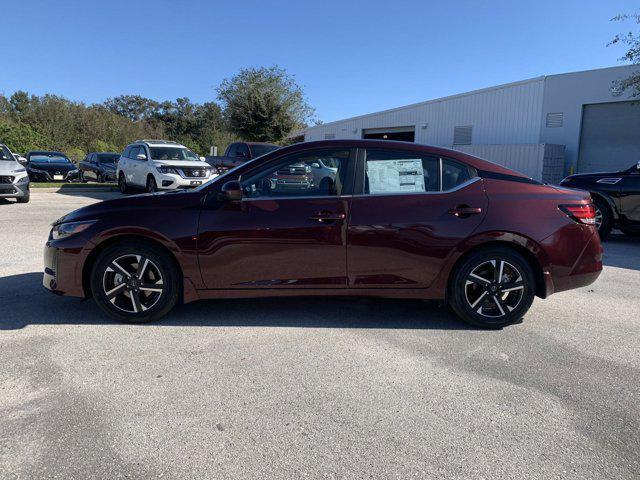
[448,206,482,217]
[310,211,346,223]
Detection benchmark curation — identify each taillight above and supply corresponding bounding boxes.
[559,204,596,225]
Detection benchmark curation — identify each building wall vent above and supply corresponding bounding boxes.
[453,126,472,145]
[546,112,564,128]
[324,133,336,140]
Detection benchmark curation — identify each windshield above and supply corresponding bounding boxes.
[97,154,119,164]
[251,144,279,158]
[1,145,15,162]
[150,147,199,161]
[30,154,71,164]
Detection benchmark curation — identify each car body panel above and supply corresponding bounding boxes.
[26,151,79,182]
[0,144,30,199]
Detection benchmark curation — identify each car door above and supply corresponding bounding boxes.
[347,148,488,288]
[618,163,640,224]
[87,154,98,180]
[135,145,150,186]
[197,147,355,289]
[126,146,141,185]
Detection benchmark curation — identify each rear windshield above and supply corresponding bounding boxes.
[97,154,119,164]
[150,147,199,161]
[251,144,279,158]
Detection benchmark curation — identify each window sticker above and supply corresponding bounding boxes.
[367,159,426,194]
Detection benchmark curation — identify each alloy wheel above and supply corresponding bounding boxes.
[594,206,603,230]
[464,259,525,318]
[102,254,164,313]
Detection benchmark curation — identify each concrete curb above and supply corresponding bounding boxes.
[31,187,118,193]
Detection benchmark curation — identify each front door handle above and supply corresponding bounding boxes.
[448,206,482,218]
[310,211,346,223]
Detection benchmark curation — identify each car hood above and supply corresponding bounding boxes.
[29,161,77,172]
[152,160,209,169]
[0,160,23,174]
[54,190,202,225]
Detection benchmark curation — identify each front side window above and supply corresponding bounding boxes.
[97,154,119,164]
[129,146,140,159]
[150,147,199,161]
[241,149,351,199]
[364,149,473,194]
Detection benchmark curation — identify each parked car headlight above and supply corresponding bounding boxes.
[28,166,45,173]
[51,220,96,240]
[16,175,29,184]
[157,166,179,174]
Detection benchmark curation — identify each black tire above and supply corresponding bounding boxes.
[448,246,536,329]
[17,195,30,204]
[593,196,613,241]
[118,173,129,194]
[79,171,86,183]
[97,173,104,184]
[146,175,157,193]
[90,241,180,323]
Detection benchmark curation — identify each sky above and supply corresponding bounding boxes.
[1,0,638,123]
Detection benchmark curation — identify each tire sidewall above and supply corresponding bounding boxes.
[90,242,180,323]
[449,247,536,329]
[147,176,157,193]
[118,173,127,194]
[593,196,613,240]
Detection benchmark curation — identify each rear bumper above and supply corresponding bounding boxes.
[542,226,603,295]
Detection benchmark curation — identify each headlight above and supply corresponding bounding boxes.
[70,168,79,173]
[29,166,44,173]
[16,176,29,184]
[305,165,311,173]
[157,166,179,174]
[51,220,96,240]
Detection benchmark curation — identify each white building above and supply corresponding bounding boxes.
[304,65,640,183]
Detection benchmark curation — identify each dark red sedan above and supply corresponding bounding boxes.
[43,140,602,328]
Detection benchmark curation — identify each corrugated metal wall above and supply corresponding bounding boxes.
[305,78,546,147]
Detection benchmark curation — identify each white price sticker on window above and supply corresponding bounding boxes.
[367,159,425,194]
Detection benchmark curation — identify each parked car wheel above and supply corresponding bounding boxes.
[146,175,157,193]
[96,173,104,183]
[118,173,129,194]
[90,241,180,323]
[593,196,613,240]
[448,247,536,329]
[17,195,30,204]
[79,171,86,183]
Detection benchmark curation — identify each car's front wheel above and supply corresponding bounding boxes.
[118,173,129,194]
[90,241,180,323]
[146,175,158,193]
[448,247,536,329]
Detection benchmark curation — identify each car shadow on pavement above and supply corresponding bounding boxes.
[602,232,640,271]
[0,272,473,331]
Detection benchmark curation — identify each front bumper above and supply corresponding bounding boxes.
[28,170,80,182]
[0,181,29,198]
[156,172,218,190]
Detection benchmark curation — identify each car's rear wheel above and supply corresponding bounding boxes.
[97,173,104,183]
[448,247,536,329]
[90,241,180,323]
[118,173,129,194]
[79,171,86,183]
[146,175,157,193]
[593,196,613,240]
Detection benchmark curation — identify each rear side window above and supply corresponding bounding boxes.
[364,149,474,194]
[226,143,238,157]
[364,150,440,194]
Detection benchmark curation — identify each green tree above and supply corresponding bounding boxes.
[609,13,640,97]
[217,66,314,142]
[104,95,160,122]
[0,120,52,153]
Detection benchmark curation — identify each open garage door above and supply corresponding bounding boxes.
[362,126,415,142]
[578,101,640,173]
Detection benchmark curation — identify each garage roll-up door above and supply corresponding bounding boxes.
[578,101,640,173]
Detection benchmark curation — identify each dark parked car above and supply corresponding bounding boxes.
[560,161,640,239]
[43,140,602,329]
[205,142,280,174]
[79,152,120,183]
[26,151,80,182]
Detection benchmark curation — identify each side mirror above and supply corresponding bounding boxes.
[136,153,147,161]
[200,156,206,161]
[219,180,243,201]
[310,162,321,168]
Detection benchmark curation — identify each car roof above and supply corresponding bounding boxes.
[131,141,187,149]
[27,150,67,156]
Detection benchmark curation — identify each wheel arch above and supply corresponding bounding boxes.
[590,191,618,220]
[82,234,184,300]
[446,239,548,300]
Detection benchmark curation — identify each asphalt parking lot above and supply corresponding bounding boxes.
[1,191,639,479]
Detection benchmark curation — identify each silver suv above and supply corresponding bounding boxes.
[0,144,30,203]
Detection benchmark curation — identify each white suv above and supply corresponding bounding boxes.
[116,140,217,193]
